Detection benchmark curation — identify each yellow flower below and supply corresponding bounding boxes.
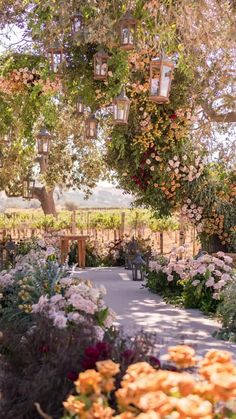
[63,395,85,415]
[96,360,120,377]
[75,369,102,395]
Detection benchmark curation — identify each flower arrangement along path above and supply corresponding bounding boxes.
[72,267,236,356]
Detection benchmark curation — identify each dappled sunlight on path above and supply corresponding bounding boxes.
[72,267,236,356]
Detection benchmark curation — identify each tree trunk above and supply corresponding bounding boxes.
[33,187,56,216]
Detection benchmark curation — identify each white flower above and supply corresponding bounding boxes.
[192,279,200,287]
[53,314,67,329]
[167,274,174,282]
[67,312,83,323]
[146,159,151,165]
[32,295,49,313]
[99,285,107,295]
[150,166,155,171]
[208,264,215,272]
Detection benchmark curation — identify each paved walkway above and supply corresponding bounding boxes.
[72,267,236,356]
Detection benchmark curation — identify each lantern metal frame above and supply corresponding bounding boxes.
[76,96,85,115]
[149,54,174,104]
[22,178,35,200]
[85,114,98,139]
[119,10,137,51]
[71,10,84,36]
[93,49,109,81]
[36,127,52,156]
[131,253,146,281]
[46,42,65,73]
[113,90,131,124]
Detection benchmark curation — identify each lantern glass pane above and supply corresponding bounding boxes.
[160,65,171,98]
[151,68,160,96]
[117,102,126,121]
[53,53,62,72]
[42,139,48,154]
[77,102,84,113]
[74,18,82,32]
[122,27,130,45]
[89,121,96,137]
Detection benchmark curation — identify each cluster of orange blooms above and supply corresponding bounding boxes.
[0,67,61,95]
[63,345,236,418]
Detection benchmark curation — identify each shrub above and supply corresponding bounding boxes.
[215,277,236,342]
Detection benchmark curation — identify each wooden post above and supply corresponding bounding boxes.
[71,210,77,234]
[160,231,164,255]
[179,215,186,259]
[120,212,125,240]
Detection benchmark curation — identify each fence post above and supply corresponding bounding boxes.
[120,212,125,240]
[71,210,77,234]
[160,231,164,255]
[192,226,196,256]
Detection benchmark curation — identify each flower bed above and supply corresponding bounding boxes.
[63,346,236,418]
[146,249,235,314]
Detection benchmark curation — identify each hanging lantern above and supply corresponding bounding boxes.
[36,127,52,155]
[149,54,174,103]
[71,10,84,36]
[113,90,130,124]
[85,114,98,139]
[93,49,109,81]
[0,151,3,168]
[22,178,35,200]
[46,41,65,73]
[132,253,146,281]
[119,10,137,51]
[76,96,85,115]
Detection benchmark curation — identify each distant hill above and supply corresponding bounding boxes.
[0,183,133,212]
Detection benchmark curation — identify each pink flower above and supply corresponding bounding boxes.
[167,274,174,282]
[221,273,231,282]
[224,255,233,264]
[205,277,215,287]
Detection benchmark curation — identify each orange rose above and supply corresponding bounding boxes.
[96,360,120,377]
[137,390,175,415]
[168,345,197,369]
[203,350,232,365]
[63,395,85,415]
[176,395,213,418]
[210,372,236,401]
[87,402,114,418]
[121,362,156,387]
[75,369,102,395]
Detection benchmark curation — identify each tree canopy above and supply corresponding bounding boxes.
[0,0,235,249]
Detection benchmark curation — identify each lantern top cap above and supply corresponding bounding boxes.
[115,89,130,102]
[119,9,136,24]
[46,39,64,51]
[94,48,108,57]
[87,113,97,121]
[151,53,174,65]
[37,127,52,138]
[133,254,146,265]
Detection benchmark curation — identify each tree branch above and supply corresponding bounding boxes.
[202,102,236,123]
